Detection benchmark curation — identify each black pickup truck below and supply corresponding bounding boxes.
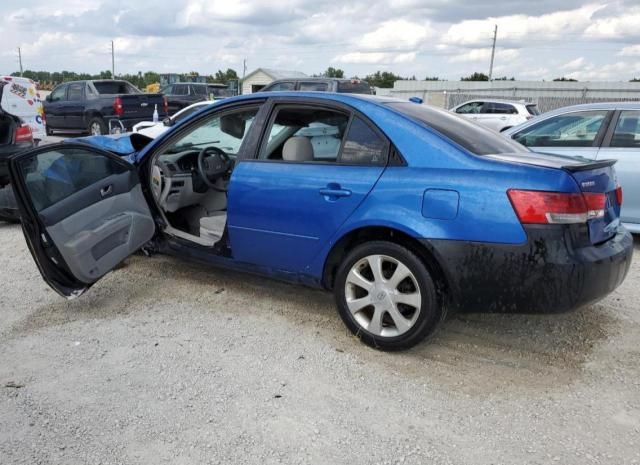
[44,80,168,135]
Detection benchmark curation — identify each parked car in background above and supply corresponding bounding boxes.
[503,102,640,234]
[0,79,35,221]
[1,76,46,145]
[2,93,632,350]
[162,83,231,115]
[451,99,540,132]
[260,78,374,94]
[44,80,168,136]
[133,101,214,138]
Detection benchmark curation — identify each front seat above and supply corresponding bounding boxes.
[282,136,313,161]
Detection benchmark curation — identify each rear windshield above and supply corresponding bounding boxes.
[526,104,540,116]
[93,81,141,95]
[387,102,526,155]
[337,81,373,94]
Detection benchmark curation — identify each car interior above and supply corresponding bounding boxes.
[150,105,350,249]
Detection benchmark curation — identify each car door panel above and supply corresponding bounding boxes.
[9,143,155,295]
[228,162,384,272]
[597,110,640,226]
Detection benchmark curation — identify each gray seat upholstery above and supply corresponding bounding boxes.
[199,211,227,243]
[282,136,313,162]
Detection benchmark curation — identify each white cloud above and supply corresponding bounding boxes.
[359,20,434,51]
[565,60,640,81]
[561,57,586,70]
[618,44,640,57]
[585,8,640,40]
[448,48,520,63]
[333,51,417,64]
[442,5,603,47]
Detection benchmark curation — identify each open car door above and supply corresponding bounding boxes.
[7,142,156,297]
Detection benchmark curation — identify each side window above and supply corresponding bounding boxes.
[173,85,189,96]
[340,117,388,165]
[260,106,349,162]
[49,85,67,102]
[610,111,640,148]
[298,82,329,91]
[512,111,609,147]
[191,85,207,96]
[484,102,517,114]
[67,83,84,101]
[161,107,259,156]
[19,148,128,212]
[268,82,295,91]
[455,102,483,114]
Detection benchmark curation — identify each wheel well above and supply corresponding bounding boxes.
[322,227,450,301]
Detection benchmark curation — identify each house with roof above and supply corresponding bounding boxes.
[241,68,307,94]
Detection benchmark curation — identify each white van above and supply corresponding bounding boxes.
[0,76,46,144]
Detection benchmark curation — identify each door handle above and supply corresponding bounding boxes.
[319,184,352,199]
[100,184,113,197]
[500,116,507,120]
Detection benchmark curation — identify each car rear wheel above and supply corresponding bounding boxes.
[88,117,106,136]
[334,241,444,350]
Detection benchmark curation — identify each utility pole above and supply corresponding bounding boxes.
[111,40,115,78]
[17,47,23,76]
[488,24,498,81]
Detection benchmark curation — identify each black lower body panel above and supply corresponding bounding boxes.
[424,226,633,314]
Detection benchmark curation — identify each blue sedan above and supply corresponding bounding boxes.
[3,93,633,350]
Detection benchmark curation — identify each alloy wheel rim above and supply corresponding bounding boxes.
[90,123,102,135]
[344,254,422,338]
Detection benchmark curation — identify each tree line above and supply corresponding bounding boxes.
[11,67,640,91]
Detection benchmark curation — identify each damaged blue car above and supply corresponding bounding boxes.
[3,93,633,350]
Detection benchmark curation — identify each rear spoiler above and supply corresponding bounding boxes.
[561,159,617,172]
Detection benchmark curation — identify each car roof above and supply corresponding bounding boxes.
[456,99,533,106]
[270,77,369,83]
[218,91,399,107]
[540,101,640,114]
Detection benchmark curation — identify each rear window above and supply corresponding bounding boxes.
[191,85,207,96]
[299,82,329,91]
[93,81,140,95]
[337,81,373,94]
[387,102,526,155]
[526,104,540,116]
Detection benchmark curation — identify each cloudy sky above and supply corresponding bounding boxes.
[2,0,640,81]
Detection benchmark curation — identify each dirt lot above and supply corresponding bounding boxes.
[0,222,638,465]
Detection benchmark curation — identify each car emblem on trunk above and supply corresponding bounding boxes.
[581,181,596,188]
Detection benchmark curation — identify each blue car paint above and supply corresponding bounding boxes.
[227,161,386,272]
[78,92,609,286]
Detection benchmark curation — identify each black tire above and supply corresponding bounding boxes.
[46,124,53,136]
[87,117,107,136]
[334,241,444,351]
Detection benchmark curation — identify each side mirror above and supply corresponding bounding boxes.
[162,117,174,127]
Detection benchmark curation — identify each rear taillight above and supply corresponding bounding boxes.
[615,186,623,206]
[15,124,33,143]
[163,96,168,115]
[113,96,124,117]
[508,189,606,225]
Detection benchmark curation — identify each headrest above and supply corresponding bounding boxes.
[282,136,313,162]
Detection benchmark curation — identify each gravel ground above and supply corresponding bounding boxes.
[0,222,638,465]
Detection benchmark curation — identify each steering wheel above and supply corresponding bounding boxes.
[197,146,232,190]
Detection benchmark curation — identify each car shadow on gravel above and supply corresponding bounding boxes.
[8,251,619,393]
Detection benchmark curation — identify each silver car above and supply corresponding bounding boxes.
[504,103,640,234]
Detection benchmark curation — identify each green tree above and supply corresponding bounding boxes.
[461,72,489,81]
[324,67,344,78]
[630,78,639,82]
[212,68,239,84]
[553,77,578,82]
[364,71,405,88]
[424,76,440,81]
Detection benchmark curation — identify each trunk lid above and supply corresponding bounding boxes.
[117,93,165,119]
[487,152,621,244]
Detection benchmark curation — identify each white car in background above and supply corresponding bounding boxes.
[1,76,46,144]
[451,99,540,132]
[132,100,213,138]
